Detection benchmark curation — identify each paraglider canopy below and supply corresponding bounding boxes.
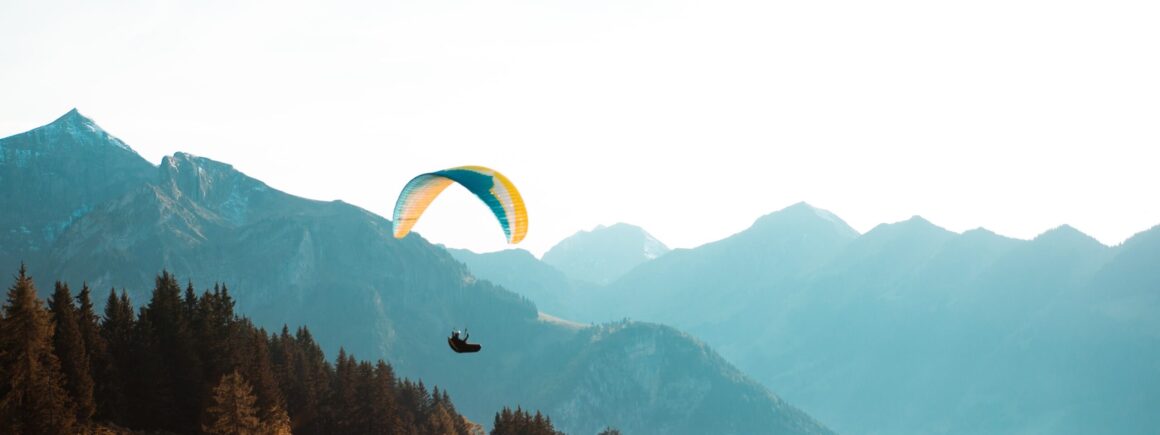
[392,165,528,244]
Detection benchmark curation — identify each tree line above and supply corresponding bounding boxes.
[0,266,568,435]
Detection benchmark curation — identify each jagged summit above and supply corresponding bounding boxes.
[30,108,137,154]
[55,107,83,121]
[0,110,156,256]
[155,152,281,226]
[161,152,239,176]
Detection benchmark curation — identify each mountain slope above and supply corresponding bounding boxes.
[587,202,860,328]
[476,205,1158,434]
[540,322,830,435]
[0,111,834,435]
[445,247,585,318]
[0,109,155,271]
[542,223,670,285]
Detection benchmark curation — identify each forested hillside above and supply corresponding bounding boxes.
[0,267,487,434]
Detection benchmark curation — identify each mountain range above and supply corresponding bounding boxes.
[0,110,833,435]
[542,223,670,286]
[453,204,1160,434]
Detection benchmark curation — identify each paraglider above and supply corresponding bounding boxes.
[448,329,481,353]
[392,165,528,354]
[392,165,528,244]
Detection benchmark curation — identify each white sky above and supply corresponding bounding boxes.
[2,0,1158,257]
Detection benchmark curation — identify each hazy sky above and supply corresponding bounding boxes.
[3,0,1158,257]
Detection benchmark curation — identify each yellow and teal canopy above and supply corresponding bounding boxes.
[392,165,528,244]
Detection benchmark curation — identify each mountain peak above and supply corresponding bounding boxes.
[1036,224,1085,239]
[905,214,929,223]
[57,107,82,120]
[768,201,842,221]
[897,215,941,230]
[159,152,265,193]
[777,201,825,216]
[1033,224,1106,249]
[750,202,859,238]
[49,107,94,128]
[543,222,669,285]
[163,151,235,171]
[157,152,275,225]
[961,226,1011,240]
[862,215,954,242]
[28,108,137,154]
[601,222,647,233]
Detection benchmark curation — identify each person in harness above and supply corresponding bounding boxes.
[449,328,482,353]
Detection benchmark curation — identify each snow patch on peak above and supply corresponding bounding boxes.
[39,108,136,153]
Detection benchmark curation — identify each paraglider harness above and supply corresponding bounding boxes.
[449,329,482,353]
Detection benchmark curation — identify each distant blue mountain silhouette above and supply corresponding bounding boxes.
[542,223,670,285]
[465,202,1160,435]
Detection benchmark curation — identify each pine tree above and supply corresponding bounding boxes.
[288,326,330,435]
[263,404,293,435]
[0,270,478,435]
[233,323,284,427]
[492,407,514,435]
[76,283,117,421]
[137,271,204,432]
[47,281,96,424]
[328,348,359,433]
[368,360,402,434]
[195,284,236,388]
[425,402,459,434]
[490,406,563,435]
[436,389,472,435]
[183,280,198,321]
[0,265,77,434]
[100,288,134,423]
[597,427,623,435]
[397,379,426,434]
[204,370,263,435]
